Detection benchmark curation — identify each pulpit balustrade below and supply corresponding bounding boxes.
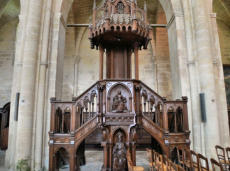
[49,80,190,171]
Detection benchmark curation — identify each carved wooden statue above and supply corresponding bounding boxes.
[112,91,128,113]
[48,0,190,170]
[113,132,127,171]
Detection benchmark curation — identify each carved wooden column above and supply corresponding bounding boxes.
[50,99,56,133]
[134,83,141,125]
[182,97,189,132]
[93,0,96,28]
[48,145,54,171]
[131,142,136,166]
[69,148,76,171]
[71,103,76,134]
[108,143,113,170]
[98,83,105,125]
[99,46,104,80]
[163,103,169,133]
[102,142,108,170]
[134,45,139,80]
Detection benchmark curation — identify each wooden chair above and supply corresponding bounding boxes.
[155,152,164,171]
[182,149,193,171]
[215,145,229,170]
[225,147,230,171]
[226,147,230,163]
[146,148,155,171]
[190,150,200,171]
[198,153,209,171]
[211,158,224,171]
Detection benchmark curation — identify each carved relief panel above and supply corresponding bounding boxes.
[112,130,127,171]
[107,83,133,113]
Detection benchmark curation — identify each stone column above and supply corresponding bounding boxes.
[43,11,66,169]
[209,13,230,146]
[181,0,203,153]
[15,0,43,165]
[5,0,30,168]
[192,0,221,158]
[33,0,53,170]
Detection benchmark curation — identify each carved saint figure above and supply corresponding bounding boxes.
[112,91,128,113]
[117,2,124,14]
[113,132,127,171]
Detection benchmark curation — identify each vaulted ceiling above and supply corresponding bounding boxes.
[214,0,230,28]
[69,0,163,25]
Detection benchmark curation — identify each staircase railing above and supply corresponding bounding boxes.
[50,82,100,135]
[139,81,189,134]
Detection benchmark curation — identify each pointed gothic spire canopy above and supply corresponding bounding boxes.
[144,1,147,12]
[93,0,96,9]
[89,0,151,50]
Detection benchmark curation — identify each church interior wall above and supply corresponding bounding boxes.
[0,0,229,170]
[217,21,230,65]
[62,0,173,101]
[0,19,17,107]
[0,0,19,107]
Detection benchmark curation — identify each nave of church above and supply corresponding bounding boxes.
[0,0,230,170]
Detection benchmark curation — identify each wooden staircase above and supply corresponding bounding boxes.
[49,80,190,171]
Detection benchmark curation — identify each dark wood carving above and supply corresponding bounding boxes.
[112,91,128,113]
[0,102,10,150]
[112,131,127,171]
[48,0,191,170]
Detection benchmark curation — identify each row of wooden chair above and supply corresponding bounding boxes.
[147,148,228,171]
[215,145,230,171]
[146,148,185,171]
[176,147,230,171]
[127,150,145,171]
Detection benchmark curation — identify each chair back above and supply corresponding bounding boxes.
[198,153,209,171]
[210,158,224,171]
[190,150,200,170]
[215,145,227,164]
[226,147,230,163]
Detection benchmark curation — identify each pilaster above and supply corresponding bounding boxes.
[15,0,44,166]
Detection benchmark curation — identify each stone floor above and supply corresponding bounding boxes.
[0,150,150,171]
[0,150,7,171]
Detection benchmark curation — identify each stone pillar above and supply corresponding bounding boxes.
[5,0,30,168]
[181,0,203,153]
[33,0,53,170]
[209,13,230,147]
[43,11,66,169]
[15,0,43,165]
[192,0,221,158]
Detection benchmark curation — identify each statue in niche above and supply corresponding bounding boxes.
[117,2,124,14]
[112,91,128,113]
[113,132,127,171]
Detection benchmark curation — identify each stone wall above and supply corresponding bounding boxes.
[217,20,230,65]
[62,4,172,100]
[0,19,17,107]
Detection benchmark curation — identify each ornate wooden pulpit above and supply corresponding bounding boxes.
[49,0,190,170]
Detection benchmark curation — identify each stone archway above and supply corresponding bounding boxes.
[59,0,188,97]
[52,0,190,161]
[36,0,229,169]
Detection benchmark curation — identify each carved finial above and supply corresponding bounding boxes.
[93,0,96,9]
[144,1,147,12]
